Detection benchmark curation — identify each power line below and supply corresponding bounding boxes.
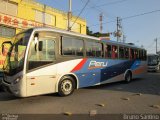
[73,0,128,13]
[122,9,160,20]
[89,9,160,27]
[89,0,128,9]
[146,41,155,49]
[83,0,116,19]
[70,0,90,29]
[80,0,115,33]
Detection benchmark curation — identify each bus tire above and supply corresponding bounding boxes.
[58,76,75,97]
[125,71,132,83]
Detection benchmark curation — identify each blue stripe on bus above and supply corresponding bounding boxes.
[73,59,140,88]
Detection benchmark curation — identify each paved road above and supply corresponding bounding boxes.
[0,72,160,114]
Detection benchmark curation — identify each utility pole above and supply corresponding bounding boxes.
[155,38,158,54]
[116,17,119,42]
[43,4,46,26]
[123,35,126,43]
[116,17,123,42]
[99,13,103,33]
[68,0,72,31]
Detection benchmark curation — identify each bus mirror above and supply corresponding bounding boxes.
[38,41,43,51]
[34,36,38,51]
[2,41,12,55]
[34,36,38,44]
[34,37,43,51]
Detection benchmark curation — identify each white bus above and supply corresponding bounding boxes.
[147,54,160,72]
[1,27,147,97]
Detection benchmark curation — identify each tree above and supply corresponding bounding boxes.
[86,26,110,38]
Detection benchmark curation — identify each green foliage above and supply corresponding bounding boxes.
[86,26,110,38]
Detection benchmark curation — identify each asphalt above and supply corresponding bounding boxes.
[0,72,159,114]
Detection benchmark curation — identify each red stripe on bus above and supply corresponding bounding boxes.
[71,58,87,72]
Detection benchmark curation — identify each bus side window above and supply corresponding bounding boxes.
[143,50,147,60]
[138,50,141,60]
[95,42,103,57]
[119,46,124,59]
[125,48,129,59]
[134,50,138,59]
[62,37,84,56]
[112,45,118,59]
[138,50,140,60]
[106,44,111,58]
[130,49,134,60]
[28,38,56,70]
[86,41,102,58]
[141,50,144,60]
[139,50,142,60]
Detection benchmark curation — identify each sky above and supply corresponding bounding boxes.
[36,0,160,54]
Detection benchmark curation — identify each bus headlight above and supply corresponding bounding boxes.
[13,77,21,84]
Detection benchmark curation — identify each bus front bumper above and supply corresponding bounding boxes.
[148,65,159,71]
[2,80,21,97]
[0,71,4,91]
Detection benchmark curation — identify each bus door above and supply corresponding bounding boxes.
[26,32,57,96]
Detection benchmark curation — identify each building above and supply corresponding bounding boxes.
[0,0,87,69]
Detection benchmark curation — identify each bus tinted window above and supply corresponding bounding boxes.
[130,48,134,60]
[62,37,84,56]
[143,50,147,60]
[139,50,143,60]
[134,49,138,59]
[112,45,118,59]
[106,44,111,58]
[124,48,129,59]
[119,47,124,59]
[86,41,102,57]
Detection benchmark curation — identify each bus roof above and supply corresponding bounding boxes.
[31,27,100,41]
[147,53,159,56]
[29,27,145,50]
[101,39,144,50]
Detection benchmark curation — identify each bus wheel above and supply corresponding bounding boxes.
[58,76,75,97]
[125,72,132,83]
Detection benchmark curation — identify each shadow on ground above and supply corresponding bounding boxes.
[84,72,160,96]
[0,72,159,102]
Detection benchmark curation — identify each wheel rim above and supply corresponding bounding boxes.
[126,73,131,82]
[61,80,73,95]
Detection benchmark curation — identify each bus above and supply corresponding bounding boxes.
[1,27,147,97]
[147,54,160,72]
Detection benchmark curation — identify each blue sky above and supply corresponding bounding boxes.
[36,0,160,54]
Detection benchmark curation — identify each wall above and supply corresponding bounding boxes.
[0,0,87,70]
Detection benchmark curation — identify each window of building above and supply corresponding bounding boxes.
[0,1,17,16]
[35,10,43,23]
[106,44,111,58]
[86,41,102,57]
[0,25,16,38]
[112,45,118,59]
[61,37,84,56]
[45,13,56,26]
[35,10,56,26]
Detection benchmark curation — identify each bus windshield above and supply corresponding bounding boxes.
[3,29,33,75]
[147,55,159,65]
